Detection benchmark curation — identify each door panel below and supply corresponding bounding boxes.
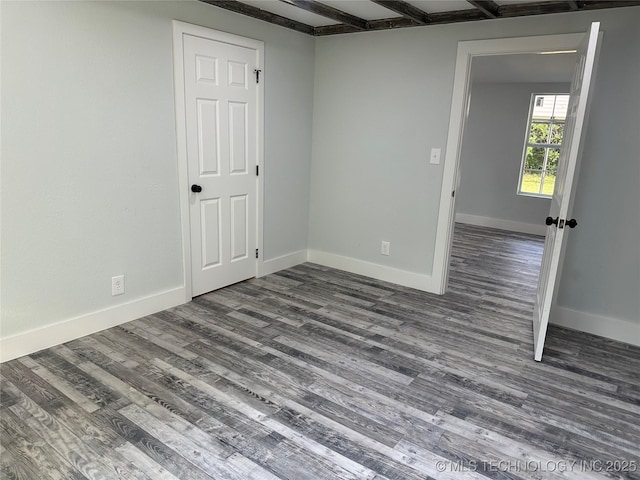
[228,61,248,88]
[230,195,249,261]
[200,198,222,269]
[183,34,258,296]
[229,102,248,174]
[196,99,220,175]
[532,22,600,361]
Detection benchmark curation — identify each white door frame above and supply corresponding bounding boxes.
[432,31,589,295]
[173,21,265,301]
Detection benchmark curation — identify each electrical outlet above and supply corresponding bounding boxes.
[381,241,390,256]
[112,275,125,296]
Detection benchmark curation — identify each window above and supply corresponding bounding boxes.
[518,94,569,197]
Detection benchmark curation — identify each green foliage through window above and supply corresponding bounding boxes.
[519,94,569,197]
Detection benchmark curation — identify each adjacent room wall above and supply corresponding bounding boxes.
[309,7,640,333]
[0,1,315,347]
[456,82,570,235]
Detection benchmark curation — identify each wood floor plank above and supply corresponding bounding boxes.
[3,224,639,480]
[92,408,215,480]
[7,396,149,480]
[0,407,84,480]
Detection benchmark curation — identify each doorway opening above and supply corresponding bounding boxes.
[454,53,575,238]
[449,53,576,342]
[433,26,601,360]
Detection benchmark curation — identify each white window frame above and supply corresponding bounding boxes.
[517,93,568,198]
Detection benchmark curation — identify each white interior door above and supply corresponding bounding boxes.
[183,33,259,297]
[533,22,600,361]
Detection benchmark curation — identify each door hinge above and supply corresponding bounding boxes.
[255,248,259,259]
[452,190,455,198]
[256,165,259,176]
[254,69,262,84]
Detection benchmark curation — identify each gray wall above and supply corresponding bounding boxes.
[1,1,315,337]
[456,82,569,226]
[309,7,640,324]
[2,1,638,340]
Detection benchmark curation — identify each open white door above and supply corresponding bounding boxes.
[533,22,600,361]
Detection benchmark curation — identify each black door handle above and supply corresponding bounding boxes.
[191,184,202,193]
[566,219,578,228]
[545,216,559,226]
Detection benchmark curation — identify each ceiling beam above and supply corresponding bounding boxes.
[578,0,640,10]
[498,1,571,16]
[496,0,640,18]
[369,0,430,24]
[315,16,417,35]
[314,9,488,35]
[428,8,486,24]
[467,0,500,18]
[199,0,315,35]
[280,0,369,30]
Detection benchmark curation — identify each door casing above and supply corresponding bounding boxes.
[432,31,598,295]
[173,21,265,301]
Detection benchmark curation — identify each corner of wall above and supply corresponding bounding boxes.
[307,250,437,293]
[258,250,309,277]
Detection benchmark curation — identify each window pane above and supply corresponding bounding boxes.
[552,95,570,120]
[546,148,561,176]
[521,170,542,194]
[532,95,553,120]
[529,122,550,144]
[550,123,564,144]
[542,172,556,196]
[525,146,545,170]
[519,93,567,198]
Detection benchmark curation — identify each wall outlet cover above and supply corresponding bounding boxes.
[112,275,125,296]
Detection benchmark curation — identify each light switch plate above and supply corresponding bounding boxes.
[430,148,441,165]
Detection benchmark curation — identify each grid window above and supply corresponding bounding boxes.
[518,94,569,197]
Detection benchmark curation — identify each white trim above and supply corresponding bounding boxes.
[550,306,640,347]
[433,32,585,295]
[257,250,308,277]
[308,250,436,293]
[0,287,186,363]
[172,21,265,302]
[455,213,546,236]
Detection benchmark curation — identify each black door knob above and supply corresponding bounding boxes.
[191,184,202,193]
[545,216,559,226]
[566,219,578,229]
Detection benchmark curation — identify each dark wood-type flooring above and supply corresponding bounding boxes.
[2,224,639,479]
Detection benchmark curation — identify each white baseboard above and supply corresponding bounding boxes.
[456,213,546,236]
[258,249,308,277]
[550,305,640,346]
[0,287,186,363]
[308,250,436,293]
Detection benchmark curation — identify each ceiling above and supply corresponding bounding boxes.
[199,0,640,35]
[471,51,577,83]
